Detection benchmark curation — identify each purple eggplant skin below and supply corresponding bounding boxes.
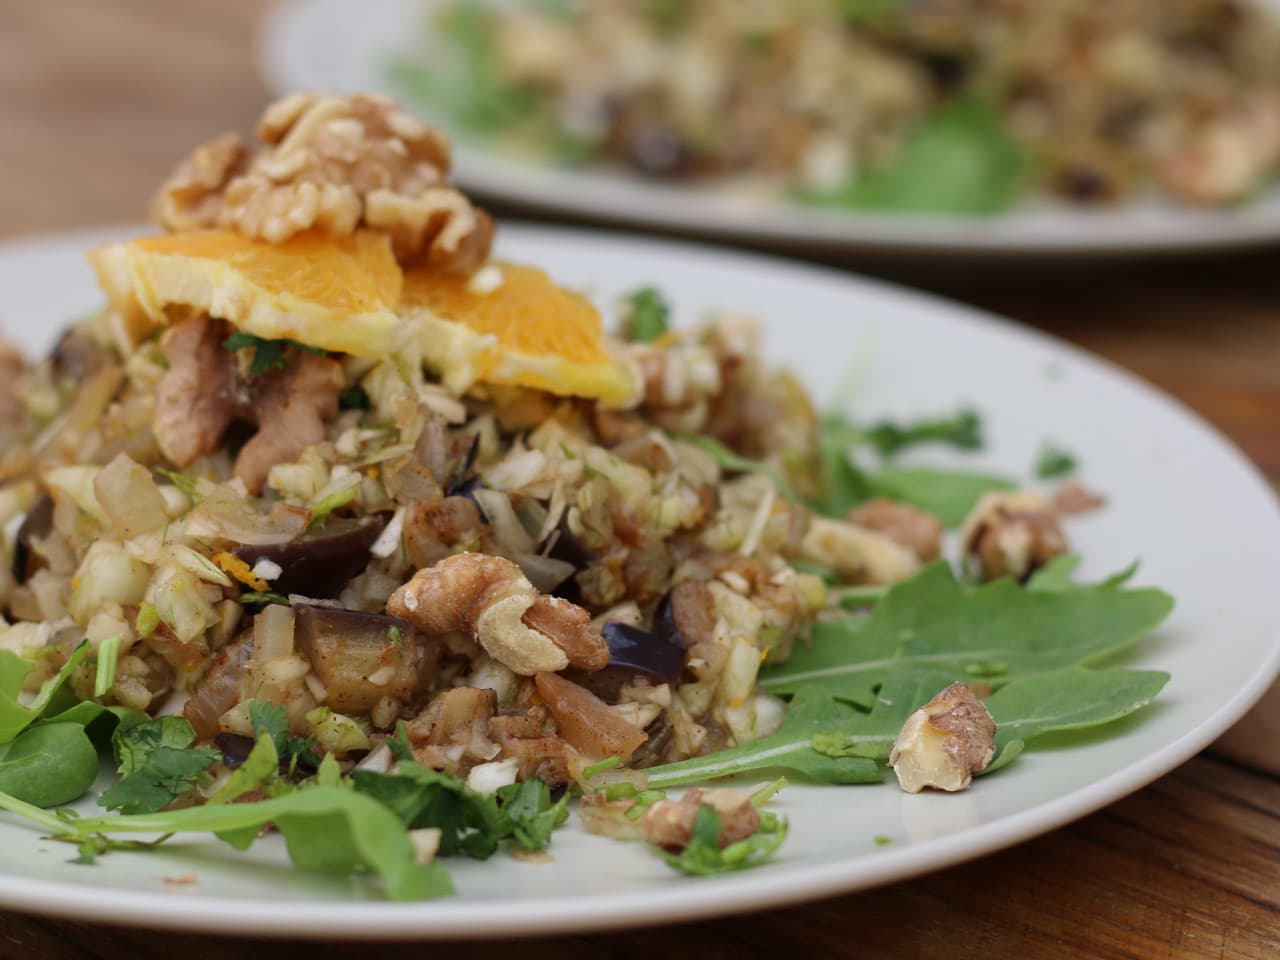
[600,621,686,686]
[233,515,386,599]
[12,494,53,582]
[292,603,435,714]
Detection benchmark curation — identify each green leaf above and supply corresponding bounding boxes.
[864,408,984,458]
[759,561,1174,707]
[645,689,884,788]
[0,723,99,807]
[807,98,1027,214]
[1035,442,1078,479]
[495,778,569,852]
[862,466,1015,528]
[209,734,283,806]
[101,717,218,814]
[223,331,325,376]
[812,413,1010,524]
[621,287,670,342]
[0,786,454,901]
[660,805,789,876]
[0,641,90,744]
[781,668,1168,769]
[100,746,220,815]
[112,716,200,776]
[985,667,1170,750]
[686,435,801,504]
[248,701,289,754]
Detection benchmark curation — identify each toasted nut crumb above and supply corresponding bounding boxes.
[641,788,760,850]
[889,682,996,793]
[847,497,943,562]
[960,490,1067,582]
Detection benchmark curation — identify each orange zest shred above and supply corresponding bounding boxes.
[212,551,270,592]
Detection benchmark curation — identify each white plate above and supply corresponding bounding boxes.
[0,225,1277,938]
[259,0,1280,256]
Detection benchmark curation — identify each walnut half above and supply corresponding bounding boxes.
[152,92,492,273]
[888,682,996,793]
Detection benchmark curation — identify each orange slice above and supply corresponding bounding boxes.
[402,262,639,406]
[89,229,403,357]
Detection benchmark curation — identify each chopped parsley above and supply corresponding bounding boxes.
[1035,442,1078,479]
[223,331,326,376]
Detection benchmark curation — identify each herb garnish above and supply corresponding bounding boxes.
[1035,442,1078,479]
[622,287,670,342]
[223,331,326,376]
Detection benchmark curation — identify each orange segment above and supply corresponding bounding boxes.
[402,263,640,406]
[89,229,403,357]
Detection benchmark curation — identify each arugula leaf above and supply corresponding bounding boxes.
[661,805,788,876]
[0,786,453,901]
[985,667,1170,753]
[686,435,801,504]
[1035,442,1078,479]
[0,723,99,807]
[223,331,325,376]
[495,778,569,852]
[621,287,670,342]
[813,414,1009,524]
[0,641,89,744]
[758,561,1174,707]
[791,667,1168,767]
[864,408,984,458]
[808,98,1027,214]
[100,717,218,814]
[645,689,883,788]
[862,466,1015,528]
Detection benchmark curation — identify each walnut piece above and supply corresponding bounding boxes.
[641,788,761,850]
[387,553,607,675]
[889,682,996,794]
[960,490,1068,582]
[155,314,343,494]
[799,514,921,584]
[152,92,491,273]
[847,497,943,562]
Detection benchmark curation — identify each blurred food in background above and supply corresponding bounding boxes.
[390,0,1280,215]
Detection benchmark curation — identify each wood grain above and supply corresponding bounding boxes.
[0,1,1277,957]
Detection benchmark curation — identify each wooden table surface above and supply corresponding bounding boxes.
[1,2,1277,958]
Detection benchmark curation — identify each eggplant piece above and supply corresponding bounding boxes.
[12,494,53,582]
[600,621,685,686]
[214,732,256,770]
[541,518,595,603]
[293,604,433,714]
[233,515,385,599]
[654,580,713,650]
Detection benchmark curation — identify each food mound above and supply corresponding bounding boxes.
[0,93,891,784]
[398,0,1280,211]
[0,93,1174,896]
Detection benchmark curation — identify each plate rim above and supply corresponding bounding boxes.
[0,222,1276,938]
[258,0,1280,257]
